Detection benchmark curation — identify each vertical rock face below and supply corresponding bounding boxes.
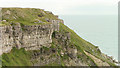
[0,8,116,66]
[0,22,60,55]
[0,8,62,55]
[0,26,14,54]
[0,27,3,56]
[22,24,54,50]
[51,20,59,31]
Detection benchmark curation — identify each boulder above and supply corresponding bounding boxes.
[2,20,7,22]
[6,10,11,15]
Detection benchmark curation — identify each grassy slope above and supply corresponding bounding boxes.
[59,23,115,66]
[1,8,115,66]
[2,8,57,25]
[1,23,115,66]
[2,48,32,66]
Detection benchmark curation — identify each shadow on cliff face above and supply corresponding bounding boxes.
[0,8,116,66]
[1,23,116,66]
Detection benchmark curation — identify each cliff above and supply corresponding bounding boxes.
[0,8,117,67]
[0,8,63,55]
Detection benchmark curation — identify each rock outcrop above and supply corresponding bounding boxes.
[0,21,61,55]
[0,8,116,66]
[0,8,64,55]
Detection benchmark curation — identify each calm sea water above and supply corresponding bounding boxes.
[60,15,118,61]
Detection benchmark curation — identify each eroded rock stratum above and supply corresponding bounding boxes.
[0,8,117,66]
[0,8,63,55]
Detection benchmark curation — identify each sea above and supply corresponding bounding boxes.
[59,15,118,61]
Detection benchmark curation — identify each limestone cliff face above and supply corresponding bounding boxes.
[0,8,64,55]
[0,20,60,55]
[22,24,53,50]
[0,8,116,66]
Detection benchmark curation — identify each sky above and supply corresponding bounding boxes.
[0,0,119,15]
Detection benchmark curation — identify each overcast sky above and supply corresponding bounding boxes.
[0,0,119,15]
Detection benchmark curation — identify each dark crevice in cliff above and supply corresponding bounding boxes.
[0,8,116,66]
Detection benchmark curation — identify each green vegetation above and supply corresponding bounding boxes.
[0,21,10,26]
[1,23,115,66]
[1,8,115,66]
[1,8,57,25]
[2,48,32,66]
[59,23,115,66]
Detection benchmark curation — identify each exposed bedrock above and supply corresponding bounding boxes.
[0,20,60,55]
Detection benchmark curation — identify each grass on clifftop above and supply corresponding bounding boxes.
[1,8,57,25]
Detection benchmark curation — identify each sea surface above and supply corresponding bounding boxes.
[59,15,118,61]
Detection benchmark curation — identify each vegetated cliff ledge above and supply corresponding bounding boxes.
[0,8,62,55]
[0,8,117,67]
